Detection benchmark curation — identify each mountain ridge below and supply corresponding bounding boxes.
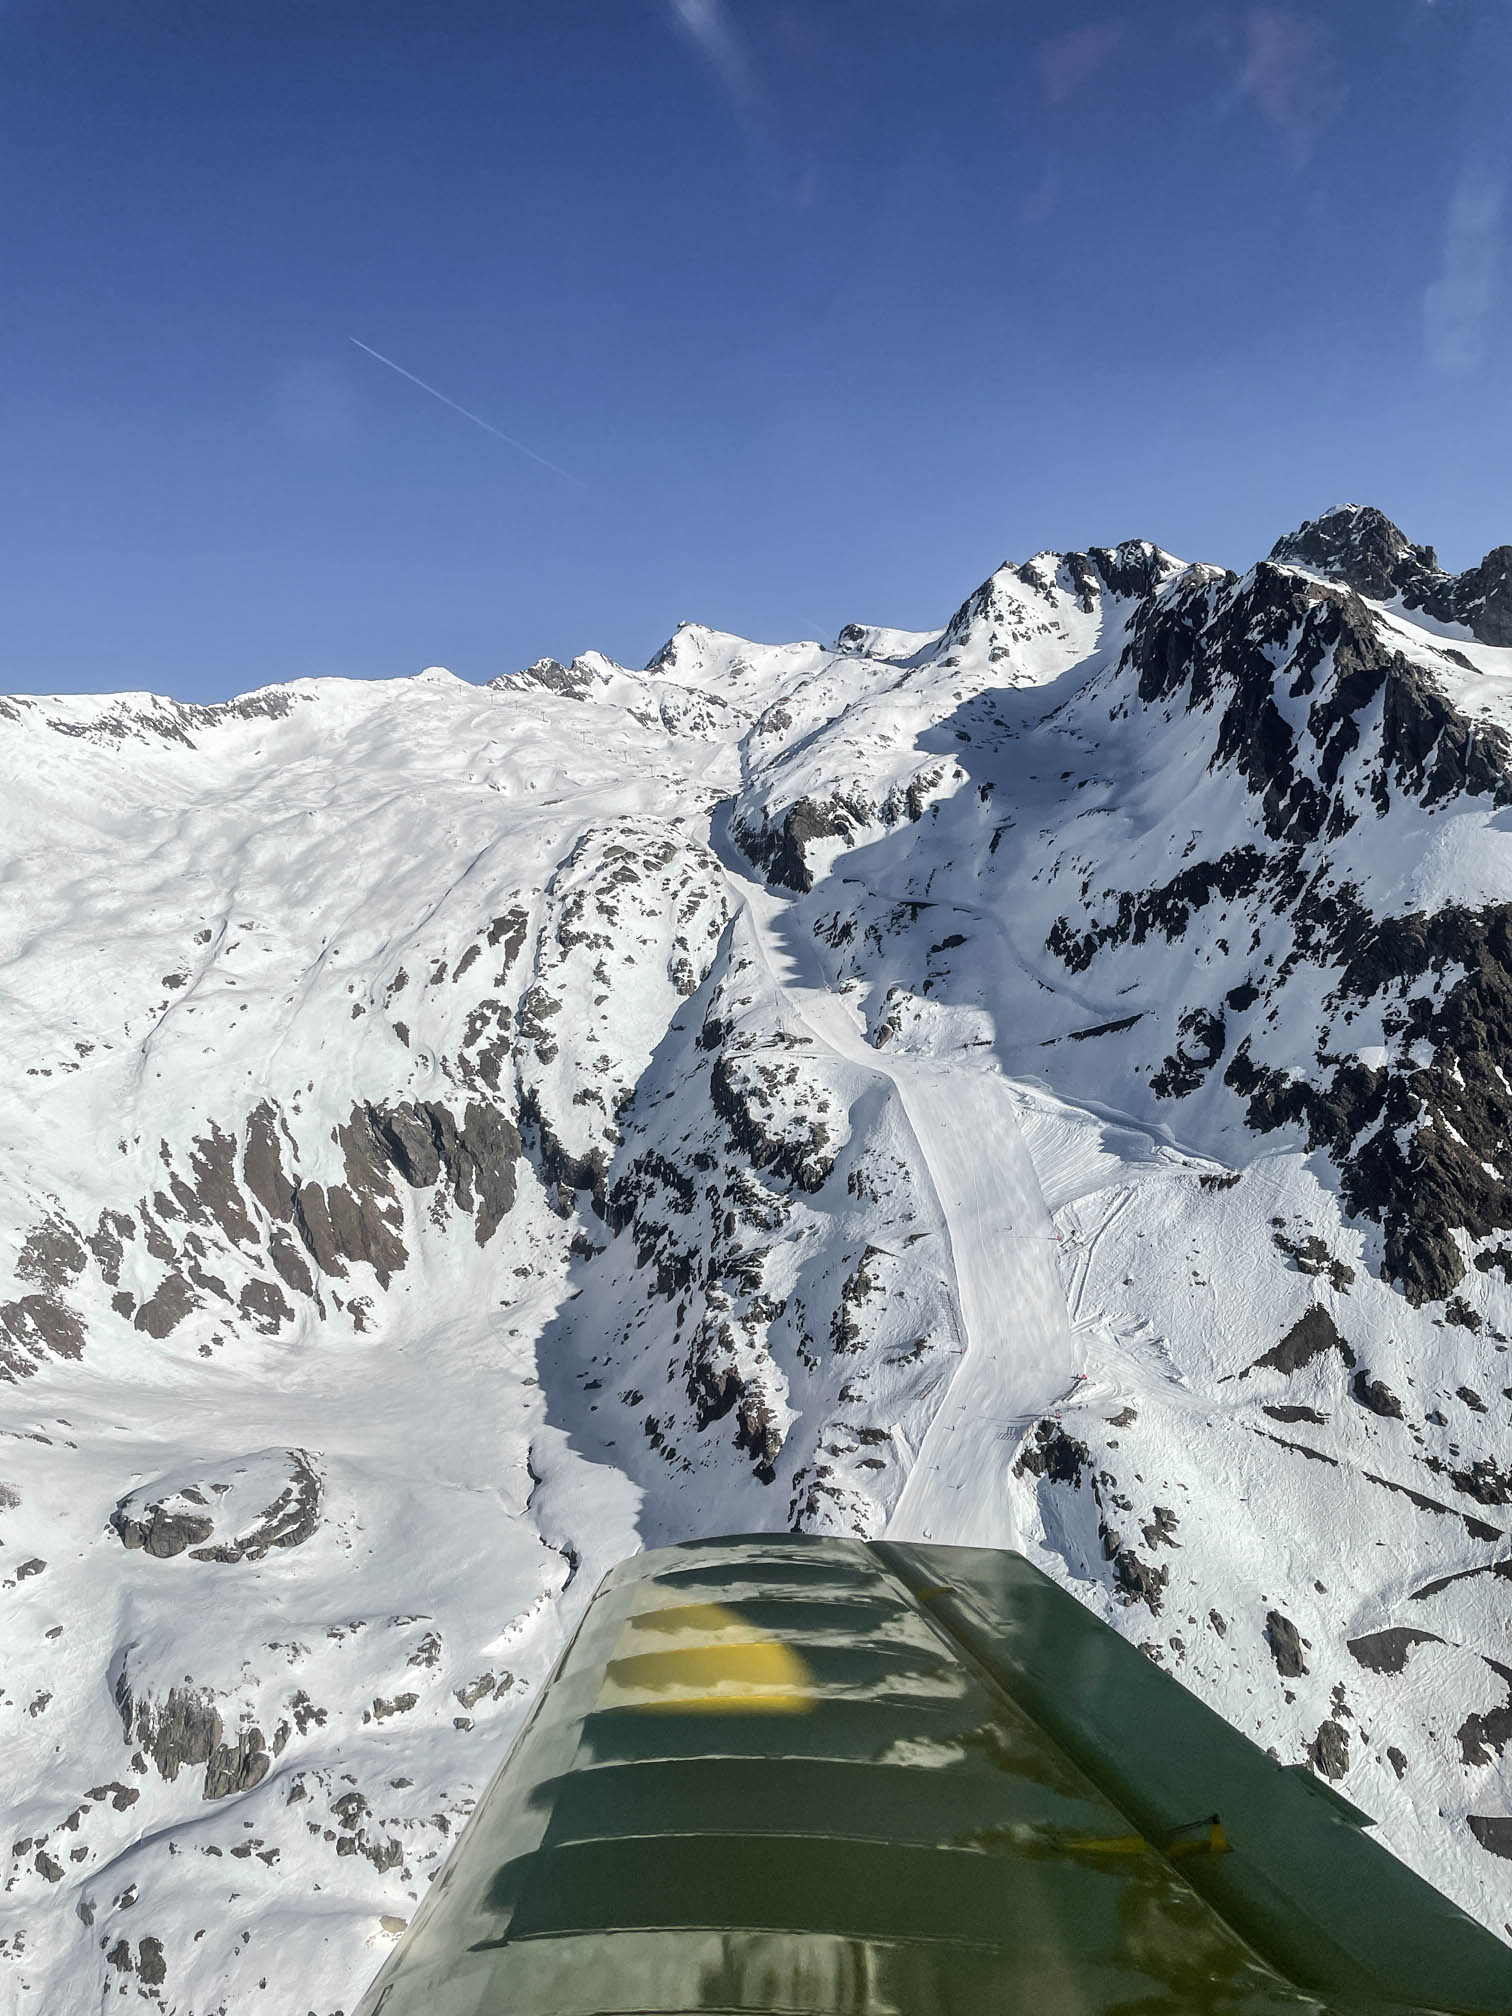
[6,507,1512,2012]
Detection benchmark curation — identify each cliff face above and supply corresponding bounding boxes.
[1271,502,1512,646]
[6,507,1512,2013]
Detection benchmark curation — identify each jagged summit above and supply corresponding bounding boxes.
[1272,504,1512,646]
[1271,503,1440,597]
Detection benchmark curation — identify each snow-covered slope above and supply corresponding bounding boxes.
[7,506,1512,2013]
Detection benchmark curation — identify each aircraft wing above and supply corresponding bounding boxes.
[355,1535,1512,2015]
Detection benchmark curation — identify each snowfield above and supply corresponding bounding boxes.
[5,503,1512,2012]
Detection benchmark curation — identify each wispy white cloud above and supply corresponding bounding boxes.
[1423,168,1505,375]
[1203,8,1346,171]
[668,0,766,123]
[1233,9,1346,170]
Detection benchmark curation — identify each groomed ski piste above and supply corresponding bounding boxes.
[6,505,1512,2012]
[714,819,1085,1551]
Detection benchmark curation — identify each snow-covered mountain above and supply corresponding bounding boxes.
[6,503,1512,2012]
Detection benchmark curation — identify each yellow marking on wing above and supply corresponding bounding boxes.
[1062,1835,1149,1856]
[1168,1819,1230,1859]
[601,1601,816,1714]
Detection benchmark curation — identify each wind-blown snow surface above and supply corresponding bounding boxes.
[7,505,1512,2010]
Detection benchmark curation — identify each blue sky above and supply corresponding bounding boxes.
[3,0,1508,699]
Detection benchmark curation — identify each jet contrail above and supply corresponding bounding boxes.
[348,337,585,486]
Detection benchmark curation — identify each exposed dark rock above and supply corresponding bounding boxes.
[1150,1007,1226,1098]
[510,656,595,698]
[1362,1466,1502,1539]
[267,1226,314,1297]
[87,1781,141,1811]
[290,1689,327,1736]
[112,1502,215,1558]
[1468,1815,1512,1859]
[732,797,858,895]
[454,1101,521,1242]
[242,1103,298,1222]
[1013,1419,1091,1487]
[368,1692,419,1723]
[331,1791,369,1832]
[1346,1628,1443,1675]
[734,1384,784,1482]
[487,905,531,968]
[202,1726,271,1800]
[1272,1229,1355,1290]
[459,999,513,1091]
[0,1294,87,1378]
[1351,1370,1404,1418]
[709,1052,835,1193]
[1426,1454,1512,1507]
[368,1103,444,1188]
[1262,1404,1328,1425]
[1041,544,1512,1303]
[1140,1505,1180,1550]
[1241,1306,1355,1380]
[1456,1662,1512,1767]
[85,1209,136,1286]
[1111,1548,1169,1614]
[1232,902,1512,1303]
[687,1355,741,1430]
[520,1088,605,1218]
[831,1248,885,1353]
[112,1452,320,1566]
[185,1123,257,1246]
[194,1455,321,1563]
[15,1216,87,1288]
[516,984,563,1064]
[1271,506,1440,604]
[238,1278,295,1334]
[1265,1610,1308,1677]
[1048,848,1267,974]
[133,1271,198,1338]
[1309,1718,1350,1780]
[115,1672,221,1778]
[1062,1012,1143,1043]
[1271,505,1512,649]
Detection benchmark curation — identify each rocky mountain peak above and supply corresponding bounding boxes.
[1271,505,1512,648]
[1270,504,1438,599]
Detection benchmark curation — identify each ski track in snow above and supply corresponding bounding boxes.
[715,818,1084,1551]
